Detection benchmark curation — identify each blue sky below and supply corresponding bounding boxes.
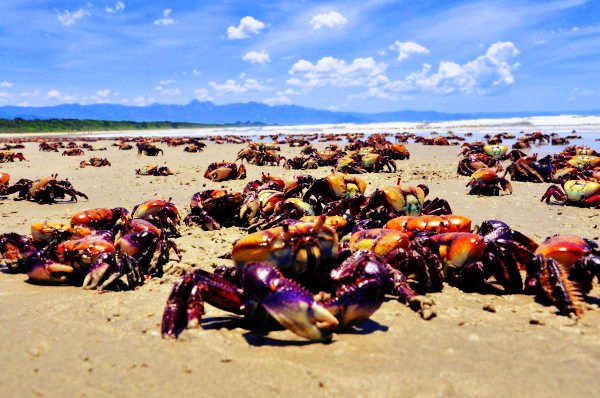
[0,0,599,113]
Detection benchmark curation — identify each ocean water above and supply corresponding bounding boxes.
[85,113,600,154]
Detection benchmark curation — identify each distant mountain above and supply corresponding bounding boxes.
[0,100,598,124]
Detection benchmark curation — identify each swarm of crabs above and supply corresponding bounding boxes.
[0,132,598,344]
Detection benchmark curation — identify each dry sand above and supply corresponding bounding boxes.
[1,137,599,398]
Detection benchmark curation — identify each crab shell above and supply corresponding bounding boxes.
[327,173,367,199]
[431,232,487,272]
[563,180,600,202]
[258,189,285,213]
[231,220,339,280]
[274,198,314,216]
[0,172,9,188]
[385,214,472,237]
[70,207,128,230]
[349,229,410,257]
[30,176,56,198]
[32,222,95,246]
[469,168,500,183]
[483,144,508,159]
[567,155,600,169]
[56,237,116,273]
[534,235,592,270]
[132,199,181,225]
[300,215,348,235]
[381,185,425,216]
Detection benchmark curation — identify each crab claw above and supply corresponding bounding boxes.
[25,256,74,284]
[243,263,339,341]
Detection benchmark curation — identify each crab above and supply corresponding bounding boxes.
[136,165,173,176]
[337,153,396,174]
[358,180,452,225]
[503,155,550,183]
[131,198,181,236]
[0,232,37,272]
[527,235,600,316]
[79,157,111,168]
[7,174,88,204]
[0,151,26,162]
[467,168,512,196]
[161,217,429,341]
[183,190,245,230]
[303,173,367,216]
[541,180,600,208]
[23,231,166,291]
[283,155,318,170]
[483,144,509,160]
[0,172,10,195]
[70,207,130,230]
[62,149,84,156]
[204,162,246,182]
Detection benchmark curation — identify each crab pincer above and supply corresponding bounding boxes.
[243,263,339,342]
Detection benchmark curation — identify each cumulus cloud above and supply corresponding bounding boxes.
[210,78,270,94]
[160,79,176,85]
[385,41,520,96]
[47,90,76,102]
[0,92,8,98]
[392,41,430,61]
[310,11,348,31]
[105,1,125,13]
[96,89,111,98]
[21,89,40,98]
[264,95,292,106]
[154,9,176,25]
[243,50,270,64]
[287,56,387,88]
[57,8,90,27]
[192,69,202,76]
[193,88,213,101]
[351,87,398,100]
[0,80,12,88]
[227,16,266,39]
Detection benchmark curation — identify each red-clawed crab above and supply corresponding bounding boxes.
[161,216,416,341]
[80,157,111,168]
[204,162,246,182]
[7,174,88,204]
[527,235,599,316]
[467,169,512,196]
[541,180,600,208]
[70,207,130,230]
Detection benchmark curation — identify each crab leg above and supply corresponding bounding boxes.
[25,256,74,284]
[162,268,246,338]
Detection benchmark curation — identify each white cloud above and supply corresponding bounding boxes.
[568,87,594,101]
[243,50,270,64]
[160,79,176,85]
[57,8,90,27]
[154,84,181,97]
[0,80,12,88]
[193,88,213,101]
[210,78,270,94]
[264,96,291,106]
[154,9,176,25]
[386,41,520,95]
[0,92,8,98]
[47,90,76,102]
[192,69,202,76]
[105,1,125,13]
[133,96,156,106]
[96,89,111,97]
[310,11,348,31]
[227,16,266,39]
[288,56,387,88]
[392,41,430,61]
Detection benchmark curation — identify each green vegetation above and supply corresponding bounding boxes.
[0,118,267,133]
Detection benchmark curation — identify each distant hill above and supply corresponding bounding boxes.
[0,100,598,125]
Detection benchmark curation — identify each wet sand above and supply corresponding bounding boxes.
[1,138,599,397]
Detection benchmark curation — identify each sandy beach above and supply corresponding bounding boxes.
[1,135,599,398]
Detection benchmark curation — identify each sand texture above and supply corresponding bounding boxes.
[1,138,599,398]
